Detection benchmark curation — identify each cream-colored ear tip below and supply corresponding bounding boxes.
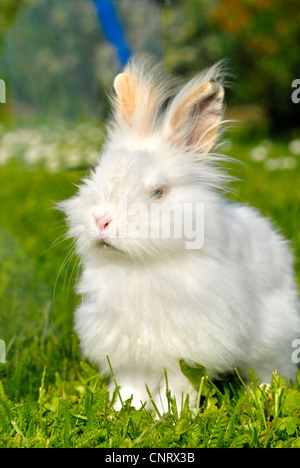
[113,73,127,95]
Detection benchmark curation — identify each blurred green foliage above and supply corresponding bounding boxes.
[0,0,113,124]
[163,0,300,135]
[0,0,299,135]
[0,0,29,47]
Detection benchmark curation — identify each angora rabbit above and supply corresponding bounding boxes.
[60,58,300,411]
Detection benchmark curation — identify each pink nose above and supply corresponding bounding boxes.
[96,215,112,233]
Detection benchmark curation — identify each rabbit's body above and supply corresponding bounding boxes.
[61,59,300,411]
[74,200,299,408]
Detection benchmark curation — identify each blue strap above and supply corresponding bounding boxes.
[92,0,131,67]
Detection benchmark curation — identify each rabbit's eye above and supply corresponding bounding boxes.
[150,186,166,200]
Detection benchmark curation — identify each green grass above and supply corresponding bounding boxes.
[0,133,300,448]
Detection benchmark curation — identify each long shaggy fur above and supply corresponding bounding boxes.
[60,58,300,412]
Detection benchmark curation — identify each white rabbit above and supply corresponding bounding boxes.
[60,58,300,412]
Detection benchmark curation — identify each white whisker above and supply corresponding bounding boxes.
[53,241,76,300]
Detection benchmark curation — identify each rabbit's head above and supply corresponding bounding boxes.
[61,59,228,262]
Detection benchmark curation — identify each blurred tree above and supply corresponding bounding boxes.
[210,0,300,134]
[0,0,114,123]
[1,0,299,134]
[0,0,164,125]
[0,0,30,48]
[162,0,300,135]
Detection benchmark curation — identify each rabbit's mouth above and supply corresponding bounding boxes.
[98,238,130,258]
[100,239,119,252]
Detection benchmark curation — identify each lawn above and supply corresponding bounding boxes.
[0,125,300,448]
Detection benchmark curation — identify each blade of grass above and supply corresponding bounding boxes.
[145,384,162,419]
[11,420,29,448]
[196,376,206,416]
[106,355,124,408]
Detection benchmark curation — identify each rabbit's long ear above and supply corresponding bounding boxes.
[113,60,165,135]
[162,65,225,154]
[113,71,139,126]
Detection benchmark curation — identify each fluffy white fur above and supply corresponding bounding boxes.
[60,58,300,412]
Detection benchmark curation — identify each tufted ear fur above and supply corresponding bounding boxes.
[113,59,170,136]
[162,64,225,154]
